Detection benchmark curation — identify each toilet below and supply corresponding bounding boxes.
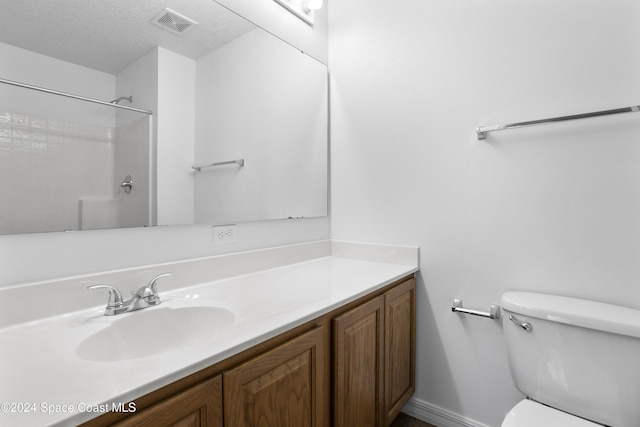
[500,291,640,427]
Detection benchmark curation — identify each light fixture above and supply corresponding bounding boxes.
[273,0,322,26]
[303,0,323,12]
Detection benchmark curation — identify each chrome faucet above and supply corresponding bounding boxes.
[88,273,172,316]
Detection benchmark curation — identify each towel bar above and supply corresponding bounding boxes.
[192,159,245,172]
[476,104,640,140]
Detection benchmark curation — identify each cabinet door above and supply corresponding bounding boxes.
[384,278,416,426]
[333,295,385,427]
[223,327,325,427]
[112,375,222,427]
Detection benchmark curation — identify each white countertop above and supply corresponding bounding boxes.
[0,241,418,427]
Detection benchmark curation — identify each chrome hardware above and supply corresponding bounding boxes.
[110,96,133,105]
[87,284,125,316]
[0,77,152,115]
[508,315,533,332]
[192,159,245,172]
[148,273,171,293]
[139,273,171,306]
[477,104,640,140]
[452,299,501,320]
[87,273,171,316]
[119,175,133,194]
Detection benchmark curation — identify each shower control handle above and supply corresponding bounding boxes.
[119,175,133,194]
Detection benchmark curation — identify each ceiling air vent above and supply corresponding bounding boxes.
[152,8,197,36]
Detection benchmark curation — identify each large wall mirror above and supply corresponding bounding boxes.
[0,0,328,235]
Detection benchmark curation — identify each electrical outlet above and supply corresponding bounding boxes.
[212,225,236,244]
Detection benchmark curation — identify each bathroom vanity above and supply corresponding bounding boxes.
[0,241,418,427]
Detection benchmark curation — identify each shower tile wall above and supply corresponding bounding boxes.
[0,110,113,234]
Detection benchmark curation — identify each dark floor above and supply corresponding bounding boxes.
[389,412,437,427]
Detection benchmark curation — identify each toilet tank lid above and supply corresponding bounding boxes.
[501,292,640,339]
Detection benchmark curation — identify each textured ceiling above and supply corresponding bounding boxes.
[0,0,256,74]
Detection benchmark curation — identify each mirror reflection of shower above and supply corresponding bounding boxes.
[110,96,132,105]
[0,80,152,234]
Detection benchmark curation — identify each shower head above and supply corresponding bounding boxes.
[110,96,133,104]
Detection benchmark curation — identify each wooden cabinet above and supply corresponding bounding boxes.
[223,327,325,427]
[333,295,385,427]
[384,278,416,425]
[333,277,416,427]
[112,376,222,427]
[82,275,415,427]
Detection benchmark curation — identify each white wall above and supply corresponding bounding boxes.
[156,48,196,226]
[329,0,640,426]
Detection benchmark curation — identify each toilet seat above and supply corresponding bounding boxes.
[501,399,601,427]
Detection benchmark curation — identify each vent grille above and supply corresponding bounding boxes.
[152,8,197,35]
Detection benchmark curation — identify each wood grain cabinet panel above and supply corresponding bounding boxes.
[333,296,385,427]
[333,277,416,427]
[384,278,416,426]
[223,327,325,427]
[111,375,222,427]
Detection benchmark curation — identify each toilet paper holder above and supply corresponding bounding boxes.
[452,299,501,320]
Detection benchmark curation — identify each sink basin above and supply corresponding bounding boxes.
[76,306,234,362]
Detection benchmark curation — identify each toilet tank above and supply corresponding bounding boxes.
[501,292,640,427]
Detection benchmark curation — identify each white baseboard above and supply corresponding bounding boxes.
[402,397,496,427]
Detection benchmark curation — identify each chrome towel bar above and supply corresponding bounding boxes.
[476,104,640,140]
[192,159,245,172]
[452,299,501,320]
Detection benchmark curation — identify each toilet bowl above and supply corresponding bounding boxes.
[500,291,640,427]
[501,400,600,427]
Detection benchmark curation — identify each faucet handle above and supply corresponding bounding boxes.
[87,284,124,313]
[147,273,172,295]
[134,273,171,306]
